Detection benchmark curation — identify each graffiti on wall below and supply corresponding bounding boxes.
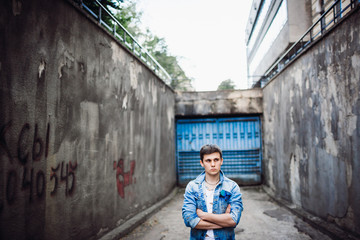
[0,121,78,210]
[50,161,78,196]
[113,159,136,198]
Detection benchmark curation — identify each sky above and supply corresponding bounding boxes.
[136,0,253,91]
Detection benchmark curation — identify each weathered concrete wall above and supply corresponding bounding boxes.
[0,1,175,239]
[175,89,263,116]
[262,9,360,235]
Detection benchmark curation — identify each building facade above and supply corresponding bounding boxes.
[245,0,357,88]
[245,0,313,88]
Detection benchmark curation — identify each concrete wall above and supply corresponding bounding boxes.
[0,1,176,239]
[262,9,360,235]
[175,89,263,116]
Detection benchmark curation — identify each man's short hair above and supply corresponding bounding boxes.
[200,144,223,161]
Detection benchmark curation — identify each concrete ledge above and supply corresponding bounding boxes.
[262,186,360,240]
[175,89,263,116]
[99,187,179,240]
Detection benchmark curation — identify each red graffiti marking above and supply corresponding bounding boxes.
[113,159,136,198]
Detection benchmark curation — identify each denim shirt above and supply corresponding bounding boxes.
[182,171,243,240]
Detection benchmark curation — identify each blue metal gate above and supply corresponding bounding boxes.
[176,117,262,185]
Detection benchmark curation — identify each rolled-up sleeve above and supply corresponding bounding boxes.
[229,184,243,225]
[182,182,201,228]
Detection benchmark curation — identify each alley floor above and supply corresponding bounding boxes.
[120,186,332,240]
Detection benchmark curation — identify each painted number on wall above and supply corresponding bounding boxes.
[0,121,78,211]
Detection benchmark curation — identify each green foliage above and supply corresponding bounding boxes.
[217,79,236,90]
[83,0,120,11]
[141,30,193,91]
[83,0,120,27]
[115,1,142,37]
[83,0,193,91]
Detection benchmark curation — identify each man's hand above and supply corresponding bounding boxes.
[226,204,231,213]
[196,204,236,228]
[196,208,206,219]
[197,205,231,219]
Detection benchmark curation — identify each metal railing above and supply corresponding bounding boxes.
[77,0,172,84]
[259,0,359,87]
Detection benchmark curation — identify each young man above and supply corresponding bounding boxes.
[182,144,243,240]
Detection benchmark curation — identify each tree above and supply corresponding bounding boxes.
[115,1,142,37]
[217,79,236,90]
[83,0,194,91]
[82,0,121,26]
[141,31,193,91]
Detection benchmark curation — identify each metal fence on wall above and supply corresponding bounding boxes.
[74,0,172,85]
[259,0,359,87]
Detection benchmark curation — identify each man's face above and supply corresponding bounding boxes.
[200,152,223,176]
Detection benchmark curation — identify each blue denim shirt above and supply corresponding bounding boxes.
[182,171,243,240]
